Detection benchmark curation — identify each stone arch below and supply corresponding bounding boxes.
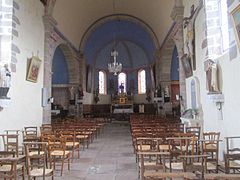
[79,14,160,51]
[56,44,79,84]
[158,38,176,82]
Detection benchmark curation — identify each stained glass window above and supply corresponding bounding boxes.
[138,69,146,94]
[99,71,106,94]
[118,72,127,93]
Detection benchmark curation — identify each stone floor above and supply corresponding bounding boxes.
[55,122,138,180]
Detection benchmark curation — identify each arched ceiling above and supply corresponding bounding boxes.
[53,0,175,49]
[95,40,150,70]
[84,19,155,66]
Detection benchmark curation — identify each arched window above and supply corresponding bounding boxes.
[138,69,146,94]
[99,71,106,94]
[118,72,127,93]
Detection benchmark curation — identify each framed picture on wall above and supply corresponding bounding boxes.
[231,4,240,49]
[26,56,41,83]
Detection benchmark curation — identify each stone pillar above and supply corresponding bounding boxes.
[42,15,57,123]
[154,49,161,85]
[79,53,86,91]
[0,0,13,67]
[171,0,186,113]
[73,53,81,85]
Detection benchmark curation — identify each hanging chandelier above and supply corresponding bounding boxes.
[108,49,122,76]
[107,0,122,76]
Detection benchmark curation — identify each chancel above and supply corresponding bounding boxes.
[1,0,240,179]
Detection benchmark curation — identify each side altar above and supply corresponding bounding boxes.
[111,93,133,114]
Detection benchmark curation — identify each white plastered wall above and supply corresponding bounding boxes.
[183,0,240,158]
[0,0,44,147]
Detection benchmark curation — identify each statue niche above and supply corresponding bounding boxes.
[204,59,220,93]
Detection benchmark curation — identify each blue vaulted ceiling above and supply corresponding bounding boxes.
[84,19,156,68]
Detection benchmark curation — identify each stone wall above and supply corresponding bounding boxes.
[0,0,44,134]
[0,0,20,72]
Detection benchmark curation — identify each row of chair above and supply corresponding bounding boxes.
[0,117,106,179]
[130,114,240,180]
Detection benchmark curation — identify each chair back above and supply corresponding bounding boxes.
[24,142,48,177]
[203,132,220,142]
[23,126,38,139]
[0,151,16,179]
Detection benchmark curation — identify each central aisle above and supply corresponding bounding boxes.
[56,122,138,180]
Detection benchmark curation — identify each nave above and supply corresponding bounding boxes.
[55,122,137,180]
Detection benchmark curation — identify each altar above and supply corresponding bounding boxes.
[111,93,133,114]
[112,104,133,113]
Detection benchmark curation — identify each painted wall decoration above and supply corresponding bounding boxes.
[231,4,240,50]
[26,56,41,83]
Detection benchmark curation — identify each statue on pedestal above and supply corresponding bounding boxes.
[119,83,124,94]
[0,64,11,99]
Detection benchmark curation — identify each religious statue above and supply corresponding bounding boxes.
[204,59,219,93]
[119,83,124,94]
[78,84,84,99]
[94,88,99,104]
[183,3,203,71]
[155,85,162,97]
[69,86,75,100]
[146,88,152,102]
[164,86,170,102]
[0,64,11,99]
[183,6,196,71]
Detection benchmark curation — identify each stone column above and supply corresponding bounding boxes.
[42,15,57,123]
[154,49,161,85]
[171,0,186,113]
[79,53,86,91]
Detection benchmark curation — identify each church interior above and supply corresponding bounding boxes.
[1,0,240,179]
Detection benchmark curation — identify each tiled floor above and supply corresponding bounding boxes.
[55,122,138,180]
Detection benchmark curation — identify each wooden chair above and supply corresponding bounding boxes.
[75,131,89,151]
[165,136,208,179]
[224,136,240,174]
[48,136,71,176]
[165,136,193,172]
[40,125,53,136]
[1,134,20,157]
[23,127,38,139]
[60,131,80,160]
[186,126,201,154]
[202,132,221,173]
[24,142,54,180]
[137,138,167,180]
[0,151,25,180]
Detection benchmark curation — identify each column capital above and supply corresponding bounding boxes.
[42,15,57,29]
[171,6,184,22]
